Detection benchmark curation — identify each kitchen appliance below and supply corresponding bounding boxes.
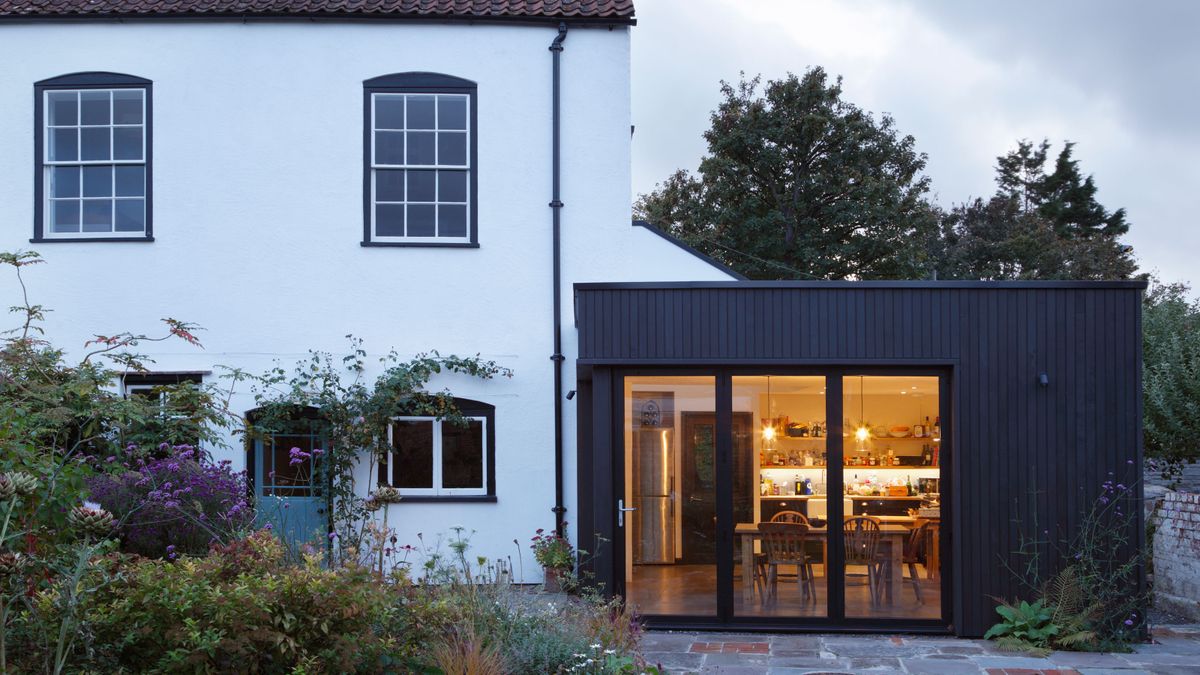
[632,392,675,564]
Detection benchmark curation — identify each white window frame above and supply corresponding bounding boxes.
[369,92,472,244]
[42,87,148,239]
[388,415,487,497]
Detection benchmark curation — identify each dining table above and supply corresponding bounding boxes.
[735,520,914,604]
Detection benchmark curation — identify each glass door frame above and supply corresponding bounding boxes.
[613,365,954,632]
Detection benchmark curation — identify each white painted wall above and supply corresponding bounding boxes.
[0,18,735,580]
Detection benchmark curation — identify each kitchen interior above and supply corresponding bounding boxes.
[623,374,944,620]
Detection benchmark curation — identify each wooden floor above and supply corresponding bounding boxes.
[627,563,942,620]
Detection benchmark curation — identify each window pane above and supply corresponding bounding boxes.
[82,199,113,232]
[48,91,78,126]
[113,127,142,161]
[442,420,483,489]
[393,420,434,489]
[407,205,436,237]
[437,132,467,166]
[82,166,112,197]
[115,166,144,197]
[438,205,467,238]
[51,166,80,199]
[115,199,145,232]
[375,131,404,165]
[407,95,436,130]
[80,127,110,161]
[375,96,405,130]
[375,170,404,202]
[438,95,467,130]
[375,204,405,237]
[270,434,315,494]
[112,90,143,124]
[438,170,467,202]
[50,128,78,161]
[80,91,110,125]
[52,200,80,233]
[406,169,435,202]
[406,131,435,165]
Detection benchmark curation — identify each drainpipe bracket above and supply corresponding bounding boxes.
[549,200,565,208]
[550,353,566,363]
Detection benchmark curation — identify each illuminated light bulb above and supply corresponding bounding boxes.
[855,426,870,442]
[762,425,776,440]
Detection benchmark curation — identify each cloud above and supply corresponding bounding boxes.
[630,0,1199,287]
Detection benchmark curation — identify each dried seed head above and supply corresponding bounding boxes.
[68,505,115,538]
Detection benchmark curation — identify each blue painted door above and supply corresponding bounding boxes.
[255,429,327,549]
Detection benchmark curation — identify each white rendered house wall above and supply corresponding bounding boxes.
[0,19,736,578]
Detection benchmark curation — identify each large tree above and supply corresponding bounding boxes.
[636,69,937,280]
[935,140,1136,280]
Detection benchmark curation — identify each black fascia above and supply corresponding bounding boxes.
[631,219,747,280]
[361,72,478,247]
[575,279,1149,290]
[32,72,154,243]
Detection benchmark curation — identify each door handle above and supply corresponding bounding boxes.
[617,498,638,527]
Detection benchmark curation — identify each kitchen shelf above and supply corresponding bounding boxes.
[762,465,938,470]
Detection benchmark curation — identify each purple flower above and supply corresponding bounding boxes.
[328,532,338,540]
[264,523,273,531]
[1124,619,1134,626]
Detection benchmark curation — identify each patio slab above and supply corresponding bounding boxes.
[639,625,1200,674]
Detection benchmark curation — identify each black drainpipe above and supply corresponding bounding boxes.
[549,22,568,537]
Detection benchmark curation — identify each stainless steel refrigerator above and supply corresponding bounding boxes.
[633,425,675,564]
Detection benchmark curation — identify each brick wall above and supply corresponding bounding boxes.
[1153,491,1200,620]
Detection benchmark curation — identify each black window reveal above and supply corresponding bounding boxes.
[362,72,478,247]
[34,72,153,242]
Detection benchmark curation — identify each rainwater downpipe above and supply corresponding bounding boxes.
[549,22,568,537]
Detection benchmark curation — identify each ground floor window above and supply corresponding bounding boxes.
[381,398,495,498]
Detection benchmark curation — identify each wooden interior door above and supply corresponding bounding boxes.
[680,412,752,564]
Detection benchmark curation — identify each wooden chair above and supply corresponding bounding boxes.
[759,522,816,604]
[753,511,810,596]
[901,520,931,604]
[843,516,883,606]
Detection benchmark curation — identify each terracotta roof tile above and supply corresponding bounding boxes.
[0,0,635,20]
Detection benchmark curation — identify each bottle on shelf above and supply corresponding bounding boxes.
[914,419,925,437]
[907,474,915,496]
[933,416,941,439]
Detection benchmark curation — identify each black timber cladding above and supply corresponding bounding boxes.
[573,281,1145,637]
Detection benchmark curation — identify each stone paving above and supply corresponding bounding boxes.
[638,624,1200,674]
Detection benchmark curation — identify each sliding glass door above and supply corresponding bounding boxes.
[618,369,948,628]
[842,375,944,620]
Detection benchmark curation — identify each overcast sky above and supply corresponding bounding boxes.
[630,0,1200,289]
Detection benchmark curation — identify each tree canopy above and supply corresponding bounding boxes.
[1143,279,1200,481]
[636,69,937,280]
[935,140,1136,280]
[638,71,1137,282]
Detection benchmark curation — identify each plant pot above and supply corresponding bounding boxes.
[543,567,570,593]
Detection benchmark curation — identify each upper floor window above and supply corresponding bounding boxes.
[34,73,152,242]
[363,73,477,247]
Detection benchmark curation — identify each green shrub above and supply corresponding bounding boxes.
[85,531,394,673]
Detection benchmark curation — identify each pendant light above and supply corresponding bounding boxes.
[854,375,870,451]
[761,375,776,441]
